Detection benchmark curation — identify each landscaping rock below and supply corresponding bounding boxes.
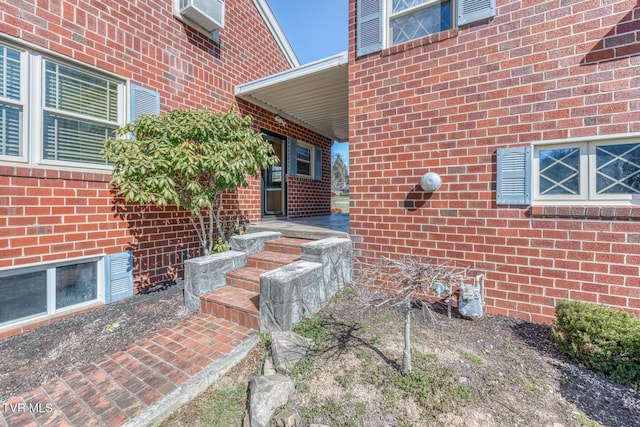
[262,355,277,376]
[271,331,311,375]
[273,409,301,427]
[249,374,294,427]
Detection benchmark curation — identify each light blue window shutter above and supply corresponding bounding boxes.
[288,138,298,176]
[105,251,134,303]
[357,0,383,56]
[130,83,160,122]
[458,0,496,25]
[496,147,531,205]
[314,147,322,180]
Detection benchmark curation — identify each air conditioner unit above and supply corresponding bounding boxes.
[179,0,224,32]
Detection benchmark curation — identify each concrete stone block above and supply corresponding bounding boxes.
[184,250,246,311]
[231,231,282,256]
[301,237,353,298]
[259,261,324,332]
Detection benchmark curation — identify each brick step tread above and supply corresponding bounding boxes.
[264,237,312,255]
[247,251,300,269]
[226,266,268,283]
[226,267,267,292]
[201,286,259,314]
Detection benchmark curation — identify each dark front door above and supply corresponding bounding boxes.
[262,134,286,217]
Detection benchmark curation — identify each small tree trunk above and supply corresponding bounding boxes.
[403,301,412,374]
[215,200,227,245]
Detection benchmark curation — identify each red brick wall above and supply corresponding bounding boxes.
[0,0,329,293]
[349,0,640,323]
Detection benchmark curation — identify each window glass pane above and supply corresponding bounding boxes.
[297,161,311,176]
[44,61,119,122]
[0,104,20,156]
[391,0,452,45]
[539,147,580,195]
[296,146,311,161]
[43,113,116,164]
[266,141,282,187]
[392,0,432,13]
[596,143,640,194]
[0,271,47,324]
[56,262,97,309]
[0,46,21,100]
[296,145,311,176]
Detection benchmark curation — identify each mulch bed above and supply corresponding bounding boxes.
[0,280,189,401]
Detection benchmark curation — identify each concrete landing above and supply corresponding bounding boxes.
[248,214,349,240]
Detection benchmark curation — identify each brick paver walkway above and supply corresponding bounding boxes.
[0,313,254,427]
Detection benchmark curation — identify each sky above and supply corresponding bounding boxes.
[266,0,349,166]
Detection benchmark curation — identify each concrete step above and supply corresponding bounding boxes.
[226,266,267,293]
[264,237,311,256]
[247,251,300,271]
[200,286,259,330]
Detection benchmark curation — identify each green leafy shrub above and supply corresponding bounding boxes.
[103,107,276,255]
[551,300,640,388]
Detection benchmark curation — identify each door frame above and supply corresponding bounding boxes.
[261,130,287,218]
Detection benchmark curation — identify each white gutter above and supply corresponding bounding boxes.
[253,0,300,68]
[235,51,348,95]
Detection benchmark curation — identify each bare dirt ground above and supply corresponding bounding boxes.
[0,280,189,401]
[283,297,640,427]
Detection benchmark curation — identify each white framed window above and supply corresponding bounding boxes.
[534,138,640,203]
[356,0,495,56]
[0,258,103,327]
[497,135,640,206]
[387,0,453,46]
[288,138,322,180]
[0,39,126,169]
[296,142,314,178]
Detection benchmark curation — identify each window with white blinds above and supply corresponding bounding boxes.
[43,61,121,165]
[0,41,124,167]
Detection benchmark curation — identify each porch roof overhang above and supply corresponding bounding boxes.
[235,51,349,142]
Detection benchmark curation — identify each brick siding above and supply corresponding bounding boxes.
[0,0,330,296]
[349,0,640,322]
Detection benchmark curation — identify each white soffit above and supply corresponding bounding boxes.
[235,51,349,142]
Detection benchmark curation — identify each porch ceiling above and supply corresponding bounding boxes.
[235,52,348,142]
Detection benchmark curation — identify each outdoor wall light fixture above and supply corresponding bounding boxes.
[420,172,442,192]
[274,115,287,126]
